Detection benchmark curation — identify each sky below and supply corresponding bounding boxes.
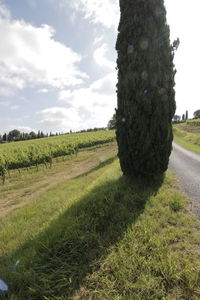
[0,0,199,134]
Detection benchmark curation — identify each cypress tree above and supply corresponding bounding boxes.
[116,0,176,177]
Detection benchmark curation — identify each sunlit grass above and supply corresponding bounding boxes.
[173,126,200,155]
[0,150,199,299]
[73,173,200,300]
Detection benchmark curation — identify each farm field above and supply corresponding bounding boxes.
[0,140,200,299]
[1,0,200,298]
[173,121,200,155]
[0,142,116,217]
[0,130,115,184]
[174,120,200,135]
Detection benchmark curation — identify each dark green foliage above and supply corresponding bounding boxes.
[116,0,176,177]
[7,129,21,142]
[107,113,117,129]
[193,109,200,119]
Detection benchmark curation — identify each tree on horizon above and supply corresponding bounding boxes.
[116,0,176,178]
[193,109,200,119]
[107,113,117,129]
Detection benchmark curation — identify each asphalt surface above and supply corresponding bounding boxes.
[169,142,200,218]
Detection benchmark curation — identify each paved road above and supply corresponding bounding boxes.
[169,143,200,218]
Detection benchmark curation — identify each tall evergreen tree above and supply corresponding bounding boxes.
[116,0,176,177]
[2,133,7,142]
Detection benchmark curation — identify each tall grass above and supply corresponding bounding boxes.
[0,158,200,299]
[173,127,200,154]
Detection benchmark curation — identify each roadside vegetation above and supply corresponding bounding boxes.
[173,121,200,155]
[0,142,199,299]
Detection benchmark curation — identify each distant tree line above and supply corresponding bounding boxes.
[173,110,188,123]
[172,109,200,124]
[0,129,48,143]
[0,127,107,143]
[75,127,106,133]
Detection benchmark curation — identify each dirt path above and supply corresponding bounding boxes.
[175,125,200,135]
[169,142,200,219]
[0,143,117,217]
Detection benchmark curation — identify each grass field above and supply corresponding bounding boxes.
[0,142,200,299]
[173,123,200,155]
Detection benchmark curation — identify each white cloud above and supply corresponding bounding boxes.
[0,5,87,92]
[0,86,14,97]
[7,125,36,133]
[93,35,104,46]
[0,100,9,106]
[57,72,117,131]
[59,72,116,104]
[38,107,82,132]
[90,73,116,95]
[37,88,49,93]
[93,44,115,70]
[73,0,120,29]
[0,3,11,20]
[10,105,19,110]
[0,100,19,110]
[0,69,25,89]
[165,0,200,117]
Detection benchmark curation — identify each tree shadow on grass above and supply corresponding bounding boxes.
[0,170,164,300]
[74,156,117,179]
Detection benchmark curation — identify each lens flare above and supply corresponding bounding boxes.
[13,260,20,269]
[140,39,149,50]
[141,71,148,80]
[158,88,166,95]
[0,279,8,292]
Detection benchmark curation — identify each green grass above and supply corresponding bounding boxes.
[78,180,200,300]
[173,126,200,155]
[0,151,200,299]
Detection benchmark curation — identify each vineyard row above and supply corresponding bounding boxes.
[186,119,200,126]
[0,130,115,182]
